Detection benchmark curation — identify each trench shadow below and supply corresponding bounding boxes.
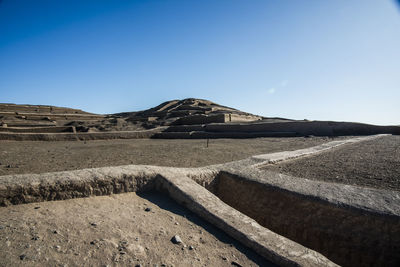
[137,190,276,267]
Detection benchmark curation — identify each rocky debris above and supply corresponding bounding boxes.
[171,235,182,244]
[19,254,26,260]
[90,222,97,227]
[189,245,194,250]
[231,261,243,266]
[144,207,152,212]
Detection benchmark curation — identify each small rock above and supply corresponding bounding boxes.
[6,164,12,168]
[119,251,126,255]
[53,230,58,234]
[171,235,182,244]
[135,264,143,267]
[55,245,61,251]
[90,240,97,245]
[19,254,26,260]
[222,256,228,261]
[0,225,3,230]
[34,207,40,209]
[189,246,194,250]
[32,236,39,241]
[90,222,97,227]
[231,261,243,267]
[144,207,151,212]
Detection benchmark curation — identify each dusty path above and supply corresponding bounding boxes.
[263,135,400,191]
[0,192,274,267]
[0,137,350,175]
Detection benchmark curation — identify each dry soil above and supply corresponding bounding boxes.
[0,137,350,175]
[0,192,275,267]
[263,135,400,191]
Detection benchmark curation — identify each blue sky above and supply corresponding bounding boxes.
[0,0,399,125]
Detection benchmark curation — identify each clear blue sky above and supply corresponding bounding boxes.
[1,0,399,125]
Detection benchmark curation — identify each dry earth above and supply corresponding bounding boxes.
[0,137,350,175]
[263,135,400,191]
[0,192,274,267]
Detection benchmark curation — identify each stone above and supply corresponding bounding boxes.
[189,245,194,250]
[19,254,26,260]
[144,207,151,212]
[171,235,182,244]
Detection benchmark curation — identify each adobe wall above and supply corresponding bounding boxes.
[0,126,75,133]
[165,121,400,136]
[213,171,400,267]
[172,114,226,125]
[0,128,163,141]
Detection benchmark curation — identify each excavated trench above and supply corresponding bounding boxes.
[0,153,400,266]
[207,171,400,267]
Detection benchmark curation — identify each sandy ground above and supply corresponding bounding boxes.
[0,137,350,175]
[0,192,275,267]
[263,135,400,191]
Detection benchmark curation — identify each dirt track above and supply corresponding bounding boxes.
[263,135,400,191]
[0,137,349,175]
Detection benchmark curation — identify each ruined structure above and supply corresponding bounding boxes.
[0,99,399,141]
[1,135,399,266]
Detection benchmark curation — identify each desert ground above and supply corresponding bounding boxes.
[0,136,349,175]
[263,135,400,191]
[0,192,274,267]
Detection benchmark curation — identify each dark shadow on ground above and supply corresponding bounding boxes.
[137,191,276,267]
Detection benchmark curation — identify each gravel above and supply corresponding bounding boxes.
[263,135,400,191]
[0,137,350,175]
